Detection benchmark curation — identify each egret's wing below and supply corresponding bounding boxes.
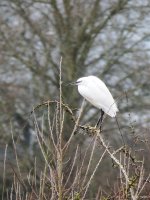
[90,76,118,113]
[89,76,113,97]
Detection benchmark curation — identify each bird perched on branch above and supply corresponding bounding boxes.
[73,76,118,130]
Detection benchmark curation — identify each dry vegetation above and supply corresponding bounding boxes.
[0,0,150,199]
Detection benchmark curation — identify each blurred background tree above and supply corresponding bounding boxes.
[0,0,150,198]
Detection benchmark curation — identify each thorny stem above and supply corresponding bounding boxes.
[57,149,63,200]
[97,132,136,200]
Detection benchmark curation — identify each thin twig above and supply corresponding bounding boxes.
[2,144,8,200]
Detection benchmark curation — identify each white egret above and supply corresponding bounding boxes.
[74,76,118,130]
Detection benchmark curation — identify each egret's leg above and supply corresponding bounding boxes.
[96,109,104,131]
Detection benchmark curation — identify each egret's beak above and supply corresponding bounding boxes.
[65,81,77,86]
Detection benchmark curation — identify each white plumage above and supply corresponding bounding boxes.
[76,76,118,117]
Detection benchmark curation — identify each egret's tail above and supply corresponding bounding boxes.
[106,104,119,118]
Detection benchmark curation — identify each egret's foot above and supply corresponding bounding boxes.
[78,124,102,136]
